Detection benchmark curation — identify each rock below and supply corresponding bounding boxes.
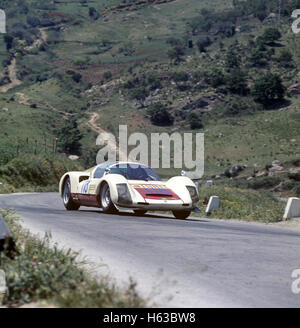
[288,83,300,96]
[269,165,284,173]
[256,170,267,177]
[205,180,213,187]
[272,160,281,166]
[273,182,284,192]
[224,164,246,178]
[2,107,8,112]
[266,13,276,20]
[247,177,253,181]
[68,155,79,161]
[181,97,210,111]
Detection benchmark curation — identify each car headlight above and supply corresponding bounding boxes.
[117,184,132,205]
[186,186,199,203]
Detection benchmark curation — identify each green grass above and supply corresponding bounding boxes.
[198,185,285,223]
[0,209,146,307]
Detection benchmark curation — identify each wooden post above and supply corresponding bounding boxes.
[16,139,19,157]
[54,138,58,154]
[34,140,37,155]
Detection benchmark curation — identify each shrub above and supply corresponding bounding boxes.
[188,112,203,130]
[225,69,248,95]
[103,71,112,80]
[251,73,285,105]
[147,102,174,126]
[261,28,281,45]
[247,176,281,189]
[172,72,189,82]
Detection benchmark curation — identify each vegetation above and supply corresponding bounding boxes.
[199,186,285,223]
[0,209,145,307]
[0,154,82,193]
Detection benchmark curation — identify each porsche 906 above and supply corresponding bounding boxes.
[59,162,200,219]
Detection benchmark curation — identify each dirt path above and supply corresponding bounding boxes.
[25,28,48,51]
[0,58,22,93]
[1,28,48,93]
[87,112,128,160]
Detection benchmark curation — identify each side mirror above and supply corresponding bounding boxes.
[181,170,186,177]
[104,168,111,175]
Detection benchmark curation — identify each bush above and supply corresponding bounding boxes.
[103,71,112,80]
[57,119,82,155]
[261,28,281,45]
[196,36,211,52]
[205,69,224,88]
[225,69,248,95]
[251,73,285,105]
[172,72,189,82]
[188,112,203,130]
[147,102,174,126]
[247,176,281,189]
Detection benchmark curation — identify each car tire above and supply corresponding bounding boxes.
[63,178,80,211]
[100,183,117,214]
[133,210,147,216]
[172,210,191,220]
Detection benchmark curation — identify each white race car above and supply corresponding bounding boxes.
[59,161,200,219]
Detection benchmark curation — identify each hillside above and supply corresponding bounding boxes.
[0,0,299,198]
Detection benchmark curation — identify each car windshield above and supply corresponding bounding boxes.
[108,164,161,181]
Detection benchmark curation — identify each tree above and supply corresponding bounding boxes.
[196,36,211,52]
[188,112,203,129]
[251,73,285,105]
[147,102,174,126]
[4,35,14,51]
[225,68,248,95]
[130,87,149,106]
[103,71,112,80]
[225,49,240,69]
[57,119,82,155]
[167,46,185,64]
[277,49,293,67]
[261,28,281,45]
[205,69,225,87]
[89,7,100,20]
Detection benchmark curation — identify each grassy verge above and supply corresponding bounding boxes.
[0,154,83,194]
[198,186,285,223]
[0,210,146,308]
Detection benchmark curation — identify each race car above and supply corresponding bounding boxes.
[59,161,200,219]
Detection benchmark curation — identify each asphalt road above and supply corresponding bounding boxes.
[1,192,300,308]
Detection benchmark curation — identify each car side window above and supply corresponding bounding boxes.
[94,167,105,179]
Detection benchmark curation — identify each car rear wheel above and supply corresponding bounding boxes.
[172,210,191,220]
[63,178,80,211]
[133,210,147,216]
[100,183,117,214]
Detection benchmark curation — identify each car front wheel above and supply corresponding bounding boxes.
[63,178,80,211]
[100,183,117,214]
[172,210,191,220]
